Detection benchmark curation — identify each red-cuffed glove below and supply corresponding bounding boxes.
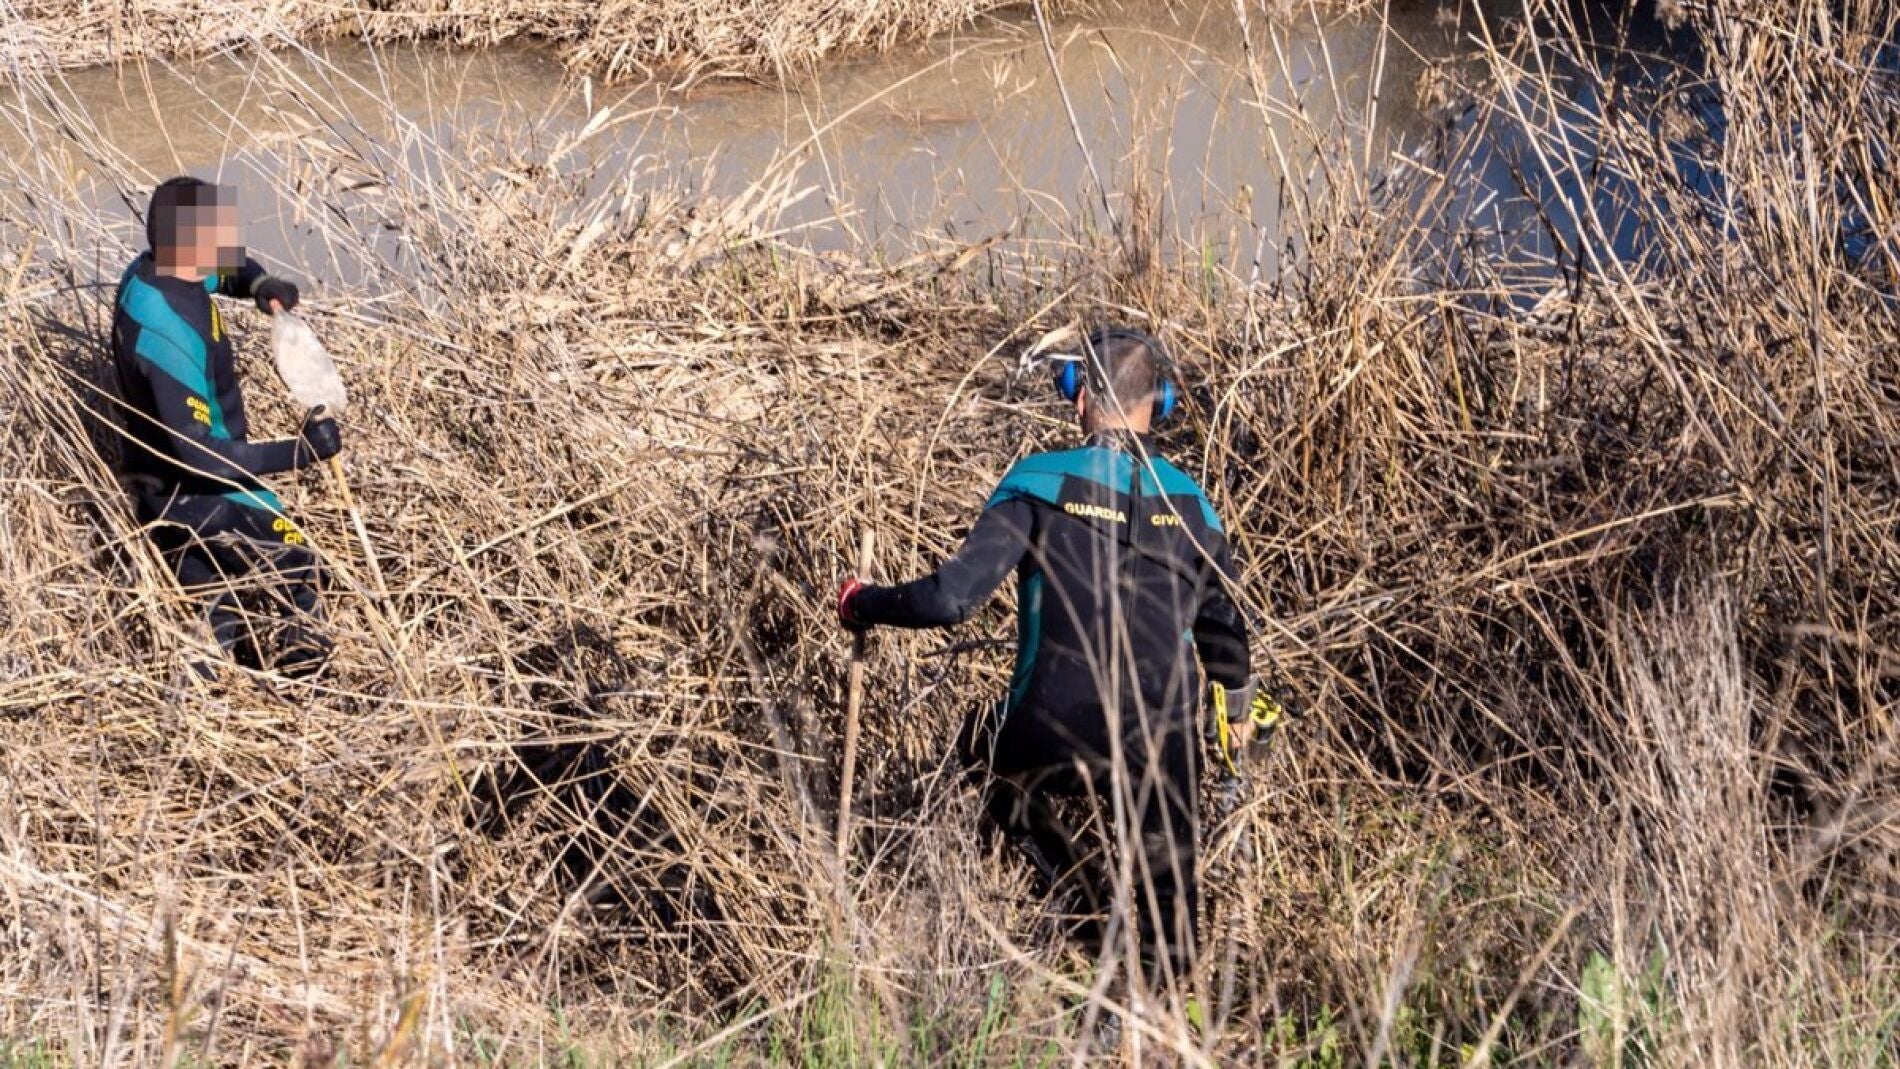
[837,577,870,632]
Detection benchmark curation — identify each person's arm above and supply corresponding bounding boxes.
[846,497,1034,629]
[1192,531,1252,689]
[133,326,323,484]
[216,258,266,300]
[217,257,299,313]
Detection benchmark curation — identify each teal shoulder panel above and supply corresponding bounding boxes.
[986,462,1062,508]
[222,488,285,513]
[122,277,208,388]
[1059,446,1132,489]
[987,451,1071,507]
[1142,455,1203,498]
[1145,456,1223,532]
[985,446,1141,508]
[122,277,229,438]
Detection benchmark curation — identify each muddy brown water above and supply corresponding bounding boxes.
[1,1,1526,292]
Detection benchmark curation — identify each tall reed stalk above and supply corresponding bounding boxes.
[0,0,1892,1063]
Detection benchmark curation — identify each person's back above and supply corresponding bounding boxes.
[972,432,1244,766]
[837,326,1256,1000]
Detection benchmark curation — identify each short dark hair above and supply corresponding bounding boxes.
[1082,327,1164,412]
[145,176,225,251]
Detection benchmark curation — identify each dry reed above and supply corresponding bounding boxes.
[0,0,1894,1064]
[0,0,1034,84]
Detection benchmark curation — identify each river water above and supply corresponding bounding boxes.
[0,2,1487,279]
[0,1,1689,292]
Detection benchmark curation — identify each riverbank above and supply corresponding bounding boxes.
[3,0,1040,82]
[0,0,1894,1064]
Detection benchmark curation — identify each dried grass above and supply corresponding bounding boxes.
[0,0,1032,83]
[0,0,1894,1064]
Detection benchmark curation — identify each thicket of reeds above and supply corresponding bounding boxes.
[0,0,1894,1064]
[1,0,1030,82]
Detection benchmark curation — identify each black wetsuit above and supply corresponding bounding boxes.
[110,252,324,667]
[851,431,1251,984]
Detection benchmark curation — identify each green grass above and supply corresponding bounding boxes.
[0,1042,58,1069]
[1577,947,1673,1068]
[779,964,1057,1069]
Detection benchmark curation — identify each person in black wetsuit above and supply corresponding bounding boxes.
[836,327,1267,997]
[111,177,343,678]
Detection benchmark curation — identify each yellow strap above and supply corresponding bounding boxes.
[1213,686,1238,776]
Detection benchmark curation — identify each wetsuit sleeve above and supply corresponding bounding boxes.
[1193,530,1252,689]
[850,497,1034,629]
[133,324,304,484]
[216,257,268,300]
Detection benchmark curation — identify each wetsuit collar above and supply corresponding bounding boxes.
[1085,428,1155,453]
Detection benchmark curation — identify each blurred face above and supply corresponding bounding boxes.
[156,191,243,277]
[201,203,243,273]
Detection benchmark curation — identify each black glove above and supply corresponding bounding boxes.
[254,276,300,314]
[295,409,343,466]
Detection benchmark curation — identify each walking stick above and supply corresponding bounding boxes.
[327,453,387,598]
[272,309,386,598]
[836,529,874,859]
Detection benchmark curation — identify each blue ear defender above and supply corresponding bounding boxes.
[1154,377,1176,421]
[1053,327,1179,422]
[1055,358,1084,403]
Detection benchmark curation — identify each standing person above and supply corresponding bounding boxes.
[111,176,341,677]
[835,326,1270,1001]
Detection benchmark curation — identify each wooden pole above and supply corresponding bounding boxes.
[836,529,874,859]
[327,454,386,599]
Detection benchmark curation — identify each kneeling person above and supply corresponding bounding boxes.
[112,177,341,677]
